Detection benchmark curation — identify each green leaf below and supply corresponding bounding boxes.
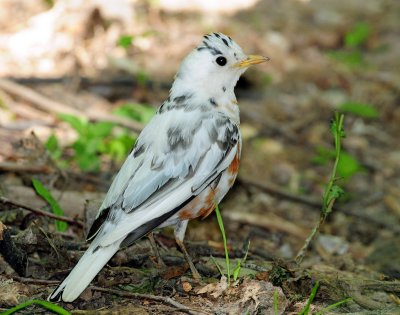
[299,281,320,315]
[210,255,224,277]
[345,22,370,47]
[32,179,68,231]
[1,299,70,315]
[58,114,87,135]
[76,153,100,172]
[327,50,363,67]
[233,240,250,281]
[337,151,363,178]
[104,134,135,161]
[325,184,344,211]
[137,70,150,87]
[45,134,62,161]
[315,297,352,315]
[117,35,134,48]
[113,103,155,123]
[330,113,346,139]
[215,205,230,283]
[88,122,114,138]
[339,102,379,118]
[45,134,59,153]
[274,289,279,315]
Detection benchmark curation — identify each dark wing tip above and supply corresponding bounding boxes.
[86,207,110,241]
[48,284,64,302]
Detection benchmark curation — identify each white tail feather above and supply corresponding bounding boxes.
[48,240,121,302]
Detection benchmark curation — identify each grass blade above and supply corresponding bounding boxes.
[233,240,250,281]
[2,299,70,315]
[274,289,279,315]
[32,179,68,231]
[299,281,319,315]
[215,204,230,284]
[210,255,224,277]
[315,297,352,314]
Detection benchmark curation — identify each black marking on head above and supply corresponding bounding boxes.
[214,33,220,38]
[222,86,226,92]
[222,38,229,47]
[120,195,196,248]
[86,207,111,241]
[197,47,206,51]
[203,42,222,56]
[209,98,217,107]
[234,53,237,57]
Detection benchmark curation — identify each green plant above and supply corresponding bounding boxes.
[117,35,134,48]
[328,22,371,67]
[59,114,114,171]
[298,281,352,315]
[274,289,279,315]
[32,179,68,232]
[295,113,346,264]
[315,297,353,315]
[338,102,379,118]
[48,103,155,171]
[1,299,70,315]
[113,103,155,123]
[215,205,231,283]
[212,205,250,285]
[344,22,370,48]
[313,147,363,180]
[298,281,319,315]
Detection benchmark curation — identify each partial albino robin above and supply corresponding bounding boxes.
[49,32,269,302]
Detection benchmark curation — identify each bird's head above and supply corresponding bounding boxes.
[171,33,269,102]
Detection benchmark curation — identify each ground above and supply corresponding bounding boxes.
[0,0,399,314]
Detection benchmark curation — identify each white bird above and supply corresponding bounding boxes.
[49,32,268,302]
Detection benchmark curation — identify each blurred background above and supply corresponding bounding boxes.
[0,0,399,313]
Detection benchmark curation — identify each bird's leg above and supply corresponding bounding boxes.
[174,220,201,280]
[148,232,166,268]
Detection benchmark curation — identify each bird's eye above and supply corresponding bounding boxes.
[216,56,227,66]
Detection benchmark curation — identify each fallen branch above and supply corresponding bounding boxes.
[0,78,144,133]
[238,175,322,208]
[0,197,84,228]
[0,162,54,174]
[90,286,208,315]
[223,211,309,239]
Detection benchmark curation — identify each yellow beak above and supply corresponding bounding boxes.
[233,55,270,68]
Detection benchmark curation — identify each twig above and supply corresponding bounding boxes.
[0,197,84,228]
[238,175,322,208]
[0,162,54,174]
[0,78,144,133]
[223,211,309,239]
[10,277,208,315]
[90,286,208,315]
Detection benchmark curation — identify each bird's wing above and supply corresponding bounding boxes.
[87,106,240,247]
